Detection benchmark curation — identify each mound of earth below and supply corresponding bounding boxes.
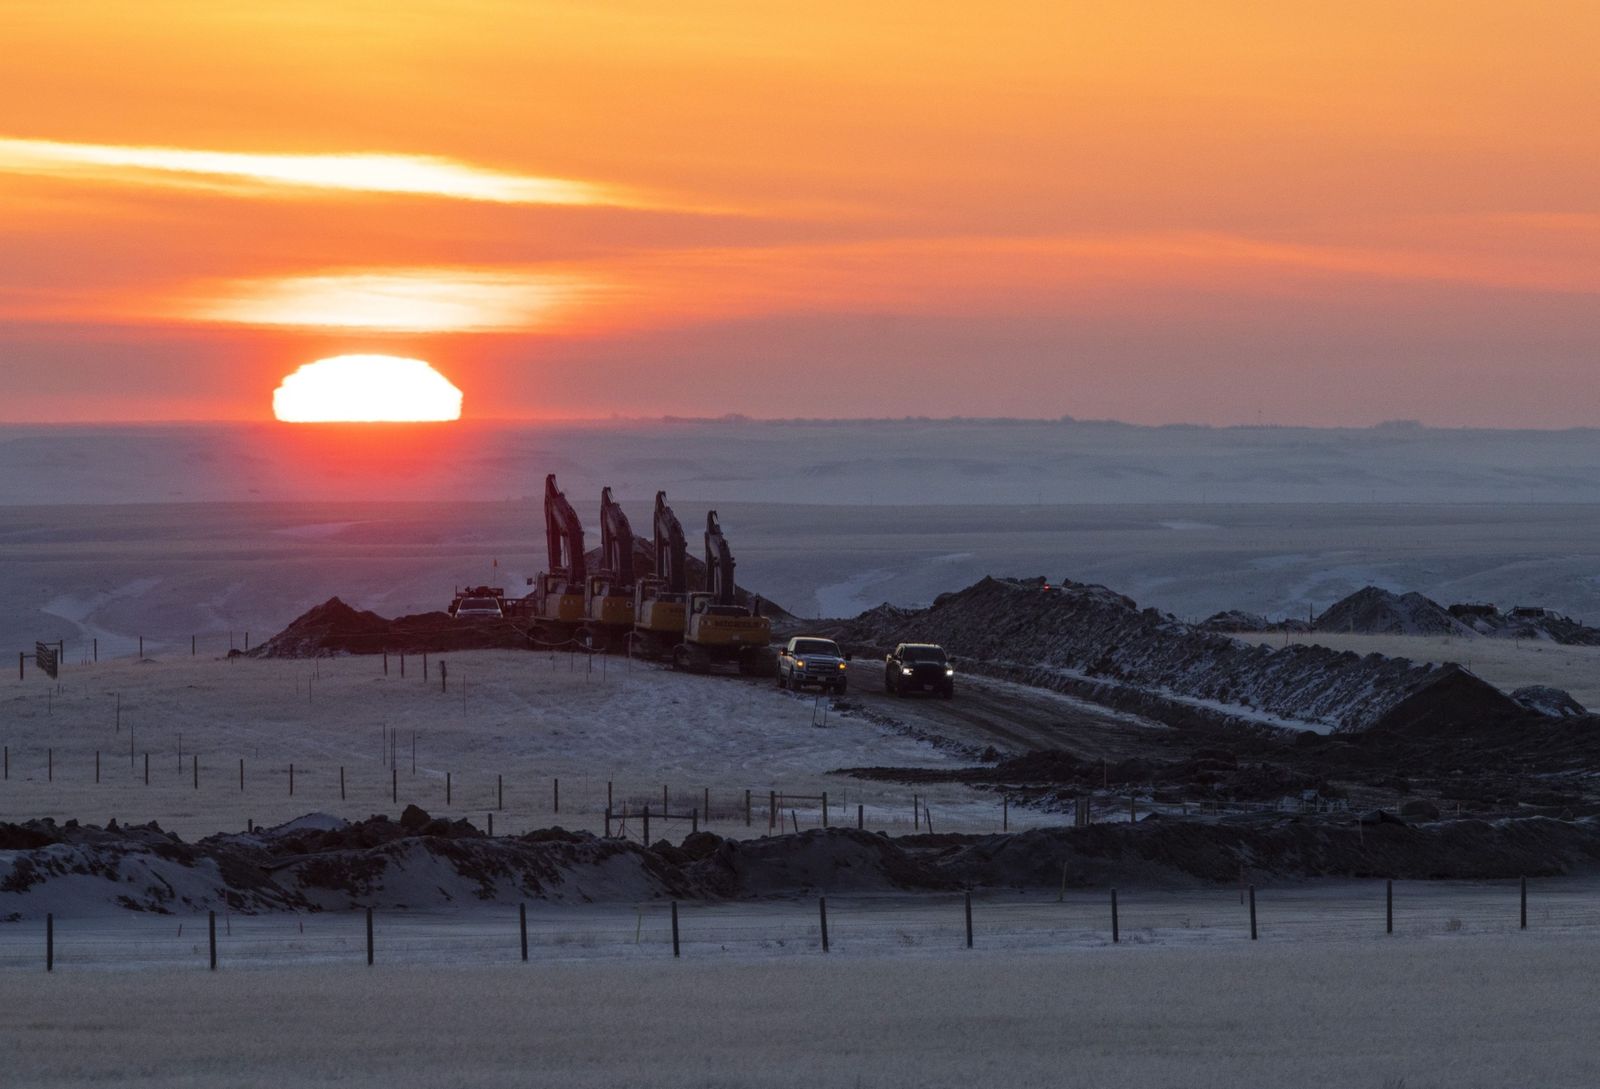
[250,597,531,657]
[825,576,1527,735]
[10,810,1600,919]
[1511,686,1588,718]
[1314,587,1473,637]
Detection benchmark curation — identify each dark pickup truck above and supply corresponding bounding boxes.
[884,643,955,698]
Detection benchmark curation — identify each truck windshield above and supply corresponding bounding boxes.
[902,646,946,662]
[792,639,842,656]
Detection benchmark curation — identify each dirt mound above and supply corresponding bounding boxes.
[824,576,1526,736]
[1511,686,1588,718]
[1314,587,1473,637]
[10,813,1600,918]
[251,598,529,657]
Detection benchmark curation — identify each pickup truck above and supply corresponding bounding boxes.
[776,636,851,693]
[884,643,955,698]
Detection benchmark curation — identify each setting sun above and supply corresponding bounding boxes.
[272,355,463,422]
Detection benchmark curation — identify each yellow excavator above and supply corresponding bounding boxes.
[527,473,586,644]
[673,509,776,675]
[632,490,689,658]
[582,486,636,651]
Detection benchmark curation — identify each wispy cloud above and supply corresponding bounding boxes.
[181,269,598,332]
[0,137,659,209]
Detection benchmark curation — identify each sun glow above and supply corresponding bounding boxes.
[273,356,463,423]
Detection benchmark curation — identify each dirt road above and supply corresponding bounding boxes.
[837,662,1175,763]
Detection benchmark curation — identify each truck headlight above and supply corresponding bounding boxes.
[837,662,847,669]
[901,667,914,675]
[945,667,955,675]
[795,659,805,668]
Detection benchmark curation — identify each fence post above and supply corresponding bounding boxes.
[819,896,829,953]
[191,635,196,656]
[289,763,294,796]
[643,805,651,844]
[1111,888,1119,943]
[239,758,244,792]
[340,766,346,801]
[520,903,528,962]
[769,790,776,832]
[95,751,100,784]
[1003,797,1008,832]
[392,768,397,804]
[822,791,828,828]
[47,747,52,782]
[209,910,217,970]
[1386,879,1394,934]
[692,808,698,834]
[144,752,149,785]
[193,754,198,790]
[704,787,709,824]
[671,901,680,958]
[446,772,451,806]
[498,774,503,811]
[858,804,864,830]
[608,781,614,812]
[488,813,493,837]
[663,784,669,811]
[46,913,53,972]
[383,650,388,676]
[914,794,920,831]
[965,891,974,948]
[366,907,374,965]
[553,778,559,814]
[1249,884,1258,940]
[1520,876,1528,930]
[745,789,752,827]
[604,807,612,837]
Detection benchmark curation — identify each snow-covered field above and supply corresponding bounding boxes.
[0,651,1025,841]
[6,897,1600,1087]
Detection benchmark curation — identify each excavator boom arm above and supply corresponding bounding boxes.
[599,486,635,585]
[543,473,586,583]
[653,491,688,594]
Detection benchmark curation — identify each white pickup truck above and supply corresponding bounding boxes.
[776,636,851,694]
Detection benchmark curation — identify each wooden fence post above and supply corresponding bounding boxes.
[498,774,503,811]
[819,897,829,953]
[643,805,650,843]
[95,751,100,784]
[822,791,829,828]
[965,891,974,948]
[1521,876,1528,930]
[144,752,149,785]
[745,789,752,827]
[858,804,864,830]
[520,903,528,962]
[209,910,217,970]
[1111,888,1119,943]
[1003,797,1008,831]
[704,786,710,824]
[671,901,680,957]
[488,813,493,837]
[769,790,776,832]
[392,767,397,804]
[289,763,294,796]
[446,772,452,806]
[46,913,53,972]
[366,907,374,965]
[340,766,346,800]
[553,778,559,814]
[193,754,198,790]
[239,758,244,792]
[1386,879,1393,934]
[1249,884,1258,940]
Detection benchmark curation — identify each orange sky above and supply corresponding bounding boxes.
[2,1,1596,425]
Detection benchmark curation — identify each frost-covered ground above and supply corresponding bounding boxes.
[0,652,1025,840]
[5,889,1600,1088]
